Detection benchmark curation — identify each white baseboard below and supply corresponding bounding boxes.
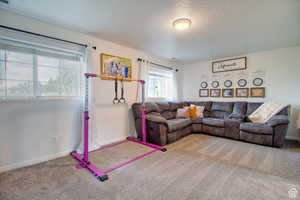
[0,150,73,174]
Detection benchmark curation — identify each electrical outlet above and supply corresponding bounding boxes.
[51,136,58,142]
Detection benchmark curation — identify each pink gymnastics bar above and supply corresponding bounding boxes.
[71,73,167,182]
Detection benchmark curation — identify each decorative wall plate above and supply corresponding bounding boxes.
[238,79,247,87]
[224,80,233,88]
[200,81,208,88]
[253,78,264,87]
[211,81,219,88]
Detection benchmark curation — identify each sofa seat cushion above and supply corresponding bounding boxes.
[166,118,191,132]
[240,122,273,135]
[190,117,202,124]
[202,118,224,127]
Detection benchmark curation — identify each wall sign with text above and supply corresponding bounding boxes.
[212,57,247,73]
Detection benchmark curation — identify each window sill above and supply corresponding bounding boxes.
[0,96,83,103]
[147,97,172,102]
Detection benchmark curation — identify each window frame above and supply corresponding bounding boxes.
[147,66,174,101]
[0,49,83,101]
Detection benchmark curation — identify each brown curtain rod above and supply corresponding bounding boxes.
[137,58,178,72]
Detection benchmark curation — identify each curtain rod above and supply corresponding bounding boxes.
[137,58,178,72]
[0,25,88,48]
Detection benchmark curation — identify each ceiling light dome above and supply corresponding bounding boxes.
[173,18,192,31]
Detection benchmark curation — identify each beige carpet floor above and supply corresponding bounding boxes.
[1,134,300,200]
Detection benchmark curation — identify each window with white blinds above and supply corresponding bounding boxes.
[0,38,83,98]
[147,65,174,99]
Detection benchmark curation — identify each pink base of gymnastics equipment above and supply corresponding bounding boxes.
[71,73,167,181]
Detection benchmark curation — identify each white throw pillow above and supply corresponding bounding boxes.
[248,102,288,123]
[176,107,190,118]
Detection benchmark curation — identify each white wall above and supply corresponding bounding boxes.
[0,10,173,172]
[181,46,300,140]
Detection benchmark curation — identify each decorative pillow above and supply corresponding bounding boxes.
[248,102,288,123]
[184,106,194,117]
[189,106,198,118]
[176,107,190,118]
[187,104,205,118]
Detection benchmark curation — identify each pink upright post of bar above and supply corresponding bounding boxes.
[83,111,89,162]
[71,74,108,182]
[141,107,147,143]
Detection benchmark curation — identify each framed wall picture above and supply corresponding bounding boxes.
[250,87,265,98]
[199,89,209,97]
[100,53,132,80]
[236,88,249,98]
[210,89,221,97]
[222,89,234,98]
[212,57,247,73]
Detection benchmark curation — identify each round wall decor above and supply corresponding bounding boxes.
[201,81,208,88]
[211,81,219,88]
[238,79,247,87]
[224,80,233,88]
[253,78,264,86]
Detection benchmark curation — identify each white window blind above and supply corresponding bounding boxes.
[0,38,83,99]
[147,65,174,99]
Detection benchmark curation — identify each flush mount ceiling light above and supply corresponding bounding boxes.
[173,18,192,31]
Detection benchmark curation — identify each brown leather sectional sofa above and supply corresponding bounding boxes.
[132,101,290,148]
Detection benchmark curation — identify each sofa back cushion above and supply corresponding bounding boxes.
[132,102,161,119]
[144,102,160,114]
[186,101,211,111]
[277,105,290,116]
[246,102,263,116]
[156,102,169,111]
[210,102,234,118]
[169,102,188,111]
[156,102,175,120]
[233,102,247,115]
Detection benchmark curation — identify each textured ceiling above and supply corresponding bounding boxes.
[1,0,300,63]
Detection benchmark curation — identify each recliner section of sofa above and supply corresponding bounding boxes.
[131,101,290,148]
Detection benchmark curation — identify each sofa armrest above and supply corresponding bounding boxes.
[273,124,289,148]
[267,115,290,127]
[224,118,242,139]
[147,121,168,146]
[146,114,167,124]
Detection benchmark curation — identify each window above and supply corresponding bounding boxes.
[147,66,174,99]
[0,39,82,99]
